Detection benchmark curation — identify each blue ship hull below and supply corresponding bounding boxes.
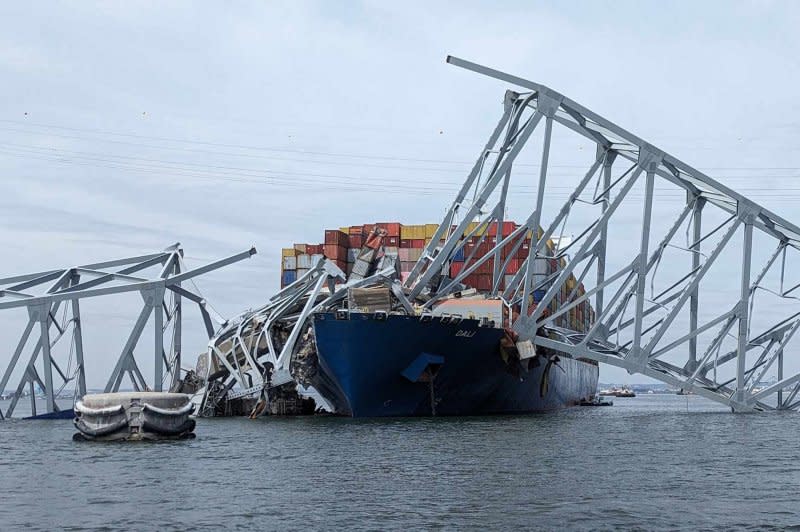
[311,312,598,417]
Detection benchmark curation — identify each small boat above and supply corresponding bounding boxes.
[579,395,613,407]
[73,392,195,441]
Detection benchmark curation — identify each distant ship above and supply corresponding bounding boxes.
[599,387,636,398]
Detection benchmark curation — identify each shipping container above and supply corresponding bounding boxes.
[348,234,363,249]
[401,224,425,239]
[297,254,312,269]
[408,248,423,261]
[450,262,465,278]
[488,221,516,237]
[283,256,297,270]
[453,247,465,262]
[377,222,401,237]
[324,244,347,261]
[352,260,371,277]
[282,270,297,286]
[325,229,348,247]
[384,247,399,257]
[282,248,296,257]
[475,275,492,291]
[386,236,399,247]
[347,248,359,263]
[411,239,425,248]
[424,224,439,238]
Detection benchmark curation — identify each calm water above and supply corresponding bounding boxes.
[1,395,798,531]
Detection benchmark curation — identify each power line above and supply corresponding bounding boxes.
[3,119,800,172]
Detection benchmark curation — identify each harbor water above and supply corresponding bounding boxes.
[1,395,798,530]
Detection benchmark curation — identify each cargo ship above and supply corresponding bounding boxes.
[282,221,599,417]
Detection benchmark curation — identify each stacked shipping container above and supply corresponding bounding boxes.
[280,221,595,331]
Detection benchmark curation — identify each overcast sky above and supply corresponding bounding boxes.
[2,1,800,390]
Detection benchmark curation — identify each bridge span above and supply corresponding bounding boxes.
[405,57,800,412]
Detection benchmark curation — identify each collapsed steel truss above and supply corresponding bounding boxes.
[405,56,800,412]
[197,257,404,415]
[0,244,255,418]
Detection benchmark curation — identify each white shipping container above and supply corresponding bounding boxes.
[399,248,412,262]
[297,268,310,277]
[533,257,548,278]
[347,248,360,263]
[311,254,324,267]
[297,254,312,269]
[283,256,297,270]
[384,246,399,257]
[352,260,370,276]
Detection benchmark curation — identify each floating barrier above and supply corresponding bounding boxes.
[73,392,195,441]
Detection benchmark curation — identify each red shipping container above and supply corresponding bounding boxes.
[364,232,384,250]
[376,222,401,237]
[400,239,412,248]
[325,229,347,246]
[324,244,347,261]
[363,223,376,235]
[476,275,492,291]
[488,221,516,237]
[501,242,517,259]
[386,236,399,246]
[450,262,465,278]
[507,258,520,274]
[411,239,425,248]
[348,234,363,249]
[348,226,363,235]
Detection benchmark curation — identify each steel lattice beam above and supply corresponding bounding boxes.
[0,244,255,418]
[402,56,800,412]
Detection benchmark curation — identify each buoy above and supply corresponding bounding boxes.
[73,392,196,441]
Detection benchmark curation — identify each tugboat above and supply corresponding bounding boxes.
[73,392,196,441]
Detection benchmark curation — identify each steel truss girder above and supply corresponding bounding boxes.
[400,56,800,412]
[0,244,255,418]
[197,257,404,414]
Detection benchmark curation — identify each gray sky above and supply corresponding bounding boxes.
[2,1,800,389]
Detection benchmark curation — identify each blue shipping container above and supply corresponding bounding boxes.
[453,248,465,262]
[533,289,546,302]
[282,270,297,286]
